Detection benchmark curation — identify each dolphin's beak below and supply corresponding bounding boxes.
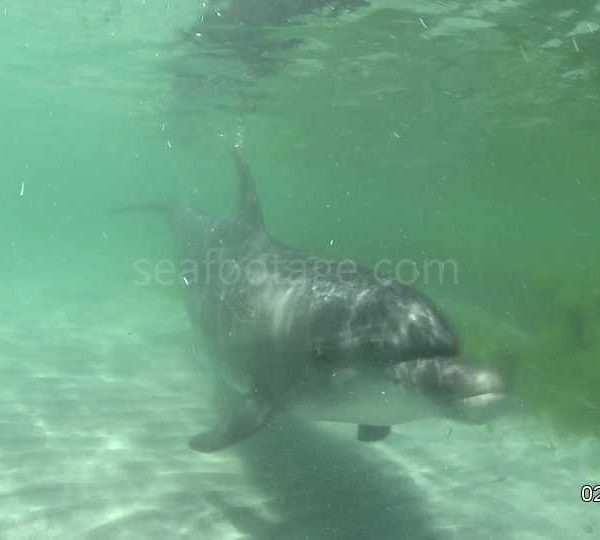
[391,357,509,423]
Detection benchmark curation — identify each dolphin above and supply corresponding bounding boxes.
[120,149,507,452]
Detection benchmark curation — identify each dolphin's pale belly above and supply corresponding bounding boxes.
[290,369,441,426]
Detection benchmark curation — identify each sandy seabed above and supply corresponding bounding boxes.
[0,286,597,540]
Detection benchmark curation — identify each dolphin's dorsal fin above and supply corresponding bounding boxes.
[231,147,265,231]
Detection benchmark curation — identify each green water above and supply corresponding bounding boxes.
[2,1,600,539]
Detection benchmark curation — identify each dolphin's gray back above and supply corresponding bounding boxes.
[205,245,456,353]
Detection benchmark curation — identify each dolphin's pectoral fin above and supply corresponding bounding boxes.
[357,424,391,442]
[188,394,274,453]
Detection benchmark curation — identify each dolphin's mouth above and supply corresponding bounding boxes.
[391,356,509,423]
[453,390,508,423]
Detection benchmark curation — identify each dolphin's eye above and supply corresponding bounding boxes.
[390,369,404,386]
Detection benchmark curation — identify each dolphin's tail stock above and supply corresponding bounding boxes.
[110,201,174,220]
[110,199,184,234]
[112,146,259,226]
[112,147,261,248]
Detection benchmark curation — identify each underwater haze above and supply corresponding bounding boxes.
[1,1,600,539]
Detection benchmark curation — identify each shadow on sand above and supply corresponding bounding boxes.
[203,417,441,540]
